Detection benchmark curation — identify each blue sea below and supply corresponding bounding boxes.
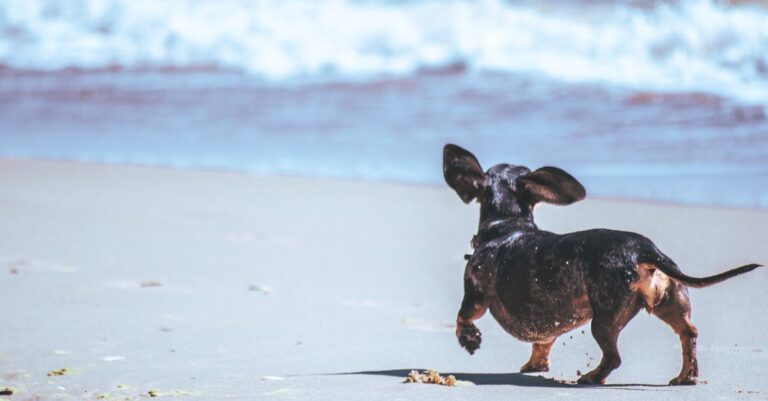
[0,0,766,207]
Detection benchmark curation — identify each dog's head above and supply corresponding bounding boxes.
[443,144,586,222]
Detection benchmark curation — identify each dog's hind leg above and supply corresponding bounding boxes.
[651,283,699,385]
[520,339,556,372]
[456,290,488,355]
[578,296,643,385]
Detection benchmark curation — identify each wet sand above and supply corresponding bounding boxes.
[0,158,766,400]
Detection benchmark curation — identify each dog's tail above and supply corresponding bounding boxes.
[639,241,762,288]
[659,262,760,288]
[645,250,761,288]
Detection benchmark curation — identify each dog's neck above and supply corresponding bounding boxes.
[472,215,537,248]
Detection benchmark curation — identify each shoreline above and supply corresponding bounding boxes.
[2,156,765,212]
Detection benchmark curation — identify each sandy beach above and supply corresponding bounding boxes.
[1,158,766,400]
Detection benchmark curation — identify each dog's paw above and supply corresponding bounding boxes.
[576,371,605,385]
[520,362,549,373]
[457,324,482,355]
[669,375,697,386]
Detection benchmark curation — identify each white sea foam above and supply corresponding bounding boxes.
[0,0,767,104]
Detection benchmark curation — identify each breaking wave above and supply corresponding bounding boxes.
[1,0,767,104]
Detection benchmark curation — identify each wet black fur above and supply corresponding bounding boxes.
[444,144,760,385]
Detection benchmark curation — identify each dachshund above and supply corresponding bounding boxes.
[443,144,760,385]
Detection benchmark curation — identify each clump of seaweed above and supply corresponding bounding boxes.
[403,369,457,386]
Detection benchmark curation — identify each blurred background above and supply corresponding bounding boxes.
[0,0,766,207]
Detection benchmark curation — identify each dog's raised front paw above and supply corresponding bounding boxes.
[457,324,482,355]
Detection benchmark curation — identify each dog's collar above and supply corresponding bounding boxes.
[472,217,536,248]
[478,217,535,231]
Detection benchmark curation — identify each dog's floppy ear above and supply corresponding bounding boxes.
[516,166,586,205]
[443,144,487,203]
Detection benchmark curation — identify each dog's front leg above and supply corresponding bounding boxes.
[456,292,488,355]
[520,339,556,372]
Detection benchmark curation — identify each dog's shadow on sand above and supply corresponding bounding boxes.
[333,369,669,391]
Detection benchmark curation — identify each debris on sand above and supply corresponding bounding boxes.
[144,389,196,397]
[0,388,14,396]
[140,281,162,288]
[6,259,26,274]
[47,368,69,376]
[2,373,22,381]
[249,284,273,294]
[403,370,458,386]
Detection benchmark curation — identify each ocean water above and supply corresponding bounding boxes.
[0,0,766,208]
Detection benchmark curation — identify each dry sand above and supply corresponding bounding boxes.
[0,158,766,400]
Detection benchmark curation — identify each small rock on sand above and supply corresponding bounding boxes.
[249,284,273,294]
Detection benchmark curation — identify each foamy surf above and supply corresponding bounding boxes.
[1,0,767,106]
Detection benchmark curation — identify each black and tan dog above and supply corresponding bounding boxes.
[443,144,760,385]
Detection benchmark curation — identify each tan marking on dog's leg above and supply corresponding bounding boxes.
[632,263,672,310]
[651,283,699,385]
[674,316,699,385]
[520,339,556,372]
